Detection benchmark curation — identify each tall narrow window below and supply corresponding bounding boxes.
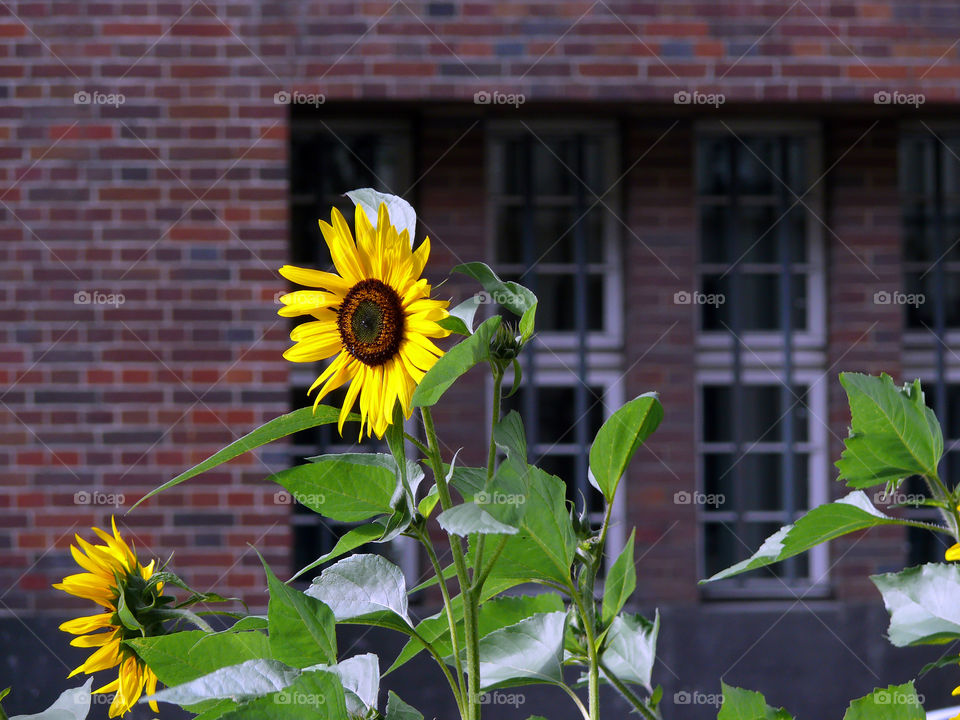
[696,127,827,594]
[287,119,412,577]
[901,130,960,564]
[488,124,625,557]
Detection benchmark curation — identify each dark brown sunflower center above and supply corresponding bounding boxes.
[337,279,404,366]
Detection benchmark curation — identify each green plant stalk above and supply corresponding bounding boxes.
[472,366,504,594]
[599,662,658,720]
[421,406,482,720]
[922,472,960,539]
[415,525,466,718]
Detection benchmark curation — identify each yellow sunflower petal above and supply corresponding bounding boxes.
[59,612,115,635]
[279,264,352,294]
[70,632,117,648]
[145,669,159,712]
[947,543,960,562]
[68,636,122,676]
[323,209,367,283]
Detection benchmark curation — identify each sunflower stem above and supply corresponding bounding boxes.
[420,407,481,720]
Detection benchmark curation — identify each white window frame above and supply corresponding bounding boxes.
[485,120,628,571]
[694,121,829,597]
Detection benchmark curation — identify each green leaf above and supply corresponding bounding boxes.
[388,593,565,674]
[474,612,567,689]
[263,557,337,668]
[717,683,794,720]
[494,411,527,467]
[453,262,537,316]
[9,679,92,720]
[131,405,345,509]
[836,373,943,489]
[308,654,379,717]
[346,188,416,241]
[600,611,658,691]
[385,691,423,720]
[273,454,396,522]
[306,554,411,627]
[872,563,960,646]
[216,669,349,720]
[437,502,519,536]
[128,630,271,687]
[703,491,921,582]
[589,393,663,502]
[289,523,384,582]
[602,528,636,625]
[418,484,440,517]
[477,466,577,587]
[116,590,145,635]
[412,315,502,408]
[519,301,537,341]
[842,682,924,720]
[441,295,484,335]
[147,659,301,706]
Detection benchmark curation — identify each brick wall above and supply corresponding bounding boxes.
[1,0,955,616]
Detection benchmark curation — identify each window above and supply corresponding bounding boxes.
[900,129,960,563]
[488,123,626,557]
[287,119,415,579]
[695,126,827,594]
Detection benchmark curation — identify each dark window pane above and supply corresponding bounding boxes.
[702,384,809,444]
[704,452,809,512]
[702,272,806,331]
[737,137,776,195]
[698,137,731,195]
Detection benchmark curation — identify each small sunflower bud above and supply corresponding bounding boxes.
[490,320,523,365]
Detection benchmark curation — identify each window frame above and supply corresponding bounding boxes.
[693,120,830,597]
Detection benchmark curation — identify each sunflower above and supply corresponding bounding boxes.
[53,517,162,717]
[278,202,450,438]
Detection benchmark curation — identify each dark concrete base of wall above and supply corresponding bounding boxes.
[3,603,956,719]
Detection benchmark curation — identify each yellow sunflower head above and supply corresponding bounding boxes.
[278,201,450,438]
[53,517,164,717]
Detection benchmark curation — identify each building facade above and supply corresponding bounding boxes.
[3,1,960,716]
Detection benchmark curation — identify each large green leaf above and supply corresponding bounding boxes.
[477,466,577,587]
[131,405,345,509]
[387,594,565,674]
[494,411,527,466]
[600,611,659,691]
[216,669,348,720]
[9,679,92,720]
[474,612,567,689]
[717,684,793,720]
[836,373,943,489]
[437,502,519,536]
[385,691,423,720]
[452,262,537,317]
[306,554,411,628]
[589,393,663,502]
[842,682,924,720]
[703,491,920,582]
[872,563,960,646]
[147,659,301,706]
[128,630,271,687]
[273,454,396,522]
[411,315,501,408]
[601,528,636,625]
[263,557,337,668]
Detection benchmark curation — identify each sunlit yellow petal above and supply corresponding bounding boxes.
[947,543,960,562]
